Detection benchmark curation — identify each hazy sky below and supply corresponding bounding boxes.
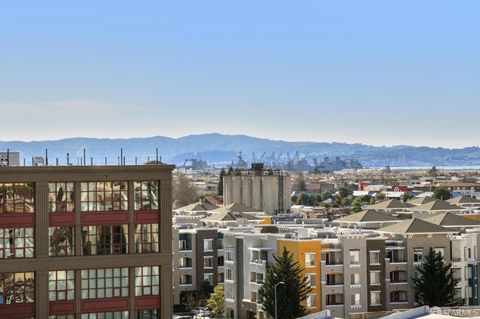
[1,1,479,148]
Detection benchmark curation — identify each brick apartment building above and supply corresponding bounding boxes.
[0,165,173,319]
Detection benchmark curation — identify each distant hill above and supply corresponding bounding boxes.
[1,133,480,168]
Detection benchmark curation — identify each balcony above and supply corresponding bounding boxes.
[326,274,344,287]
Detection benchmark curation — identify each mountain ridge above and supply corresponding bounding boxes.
[1,133,480,167]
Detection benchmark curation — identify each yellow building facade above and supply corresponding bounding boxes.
[277,239,322,314]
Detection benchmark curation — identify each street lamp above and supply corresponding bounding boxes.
[274,281,285,319]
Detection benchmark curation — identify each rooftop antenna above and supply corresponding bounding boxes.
[120,148,123,165]
[66,153,70,165]
[83,149,86,166]
[156,148,159,163]
[45,149,48,166]
[6,148,9,166]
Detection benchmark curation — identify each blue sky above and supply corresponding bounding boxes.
[0,1,479,147]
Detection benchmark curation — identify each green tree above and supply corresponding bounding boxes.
[337,187,350,199]
[258,248,310,319]
[433,188,452,200]
[351,197,363,212]
[207,285,225,318]
[198,280,214,306]
[401,191,414,202]
[412,248,464,307]
[218,168,226,196]
[341,197,351,207]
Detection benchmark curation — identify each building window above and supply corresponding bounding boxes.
[135,266,159,296]
[225,268,233,281]
[179,234,192,251]
[49,315,75,319]
[48,270,75,301]
[136,309,160,319]
[81,225,128,255]
[134,181,159,211]
[369,251,380,265]
[0,228,34,258]
[204,273,214,285]
[180,274,193,285]
[390,270,408,283]
[225,247,234,261]
[81,268,129,299]
[326,294,344,306]
[179,257,193,268]
[305,253,316,267]
[306,294,316,308]
[80,312,129,319]
[218,256,224,267]
[306,273,316,288]
[351,293,360,306]
[351,273,360,285]
[48,182,74,213]
[390,290,408,303]
[413,248,423,263]
[80,182,128,212]
[350,249,360,265]
[370,291,381,306]
[369,271,381,285]
[0,183,34,214]
[204,239,213,251]
[218,273,224,283]
[49,227,74,256]
[204,256,213,269]
[134,224,159,253]
[0,272,34,304]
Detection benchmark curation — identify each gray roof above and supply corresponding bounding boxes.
[411,199,464,212]
[368,199,413,210]
[212,203,260,214]
[378,218,453,234]
[447,196,480,205]
[176,202,219,212]
[336,209,401,223]
[202,211,261,222]
[423,212,480,227]
[408,196,435,205]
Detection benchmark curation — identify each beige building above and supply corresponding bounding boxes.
[223,164,291,214]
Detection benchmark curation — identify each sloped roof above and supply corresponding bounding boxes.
[202,211,261,222]
[424,212,480,227]
[212,203,260,214]
[408,196,435,206]
[176,202,218,212]
[378,218,453,234]
[411,199,463,212]
[447,196,480,205]
[336,209,401,223]
[368,199,413,210]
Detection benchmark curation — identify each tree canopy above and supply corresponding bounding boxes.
[433,188,452,200]
[413,248,464,307]
[207,285,225,318]
[258,247,310,319]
